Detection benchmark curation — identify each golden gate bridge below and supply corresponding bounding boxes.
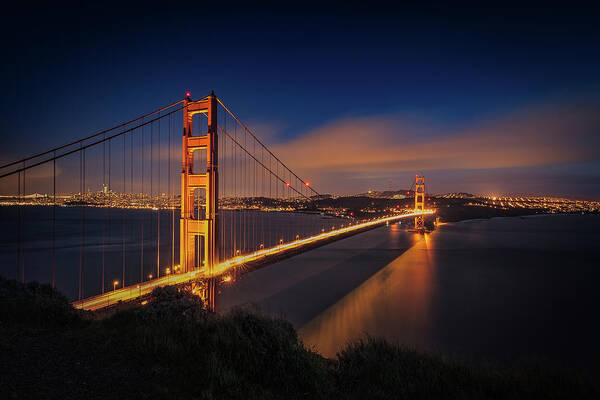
[0,92,433,311]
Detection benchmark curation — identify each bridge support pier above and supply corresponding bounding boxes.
[206,277,217,311]
[181,92,219,311]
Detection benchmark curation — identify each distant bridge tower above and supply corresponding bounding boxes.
[414,175,425,232]
[181,92,219,310]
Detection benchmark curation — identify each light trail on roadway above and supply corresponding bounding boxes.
[72,210,435,311]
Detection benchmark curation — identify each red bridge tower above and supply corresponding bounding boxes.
[414,175,425,232]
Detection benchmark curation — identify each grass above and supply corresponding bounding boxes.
[0,277,597,399]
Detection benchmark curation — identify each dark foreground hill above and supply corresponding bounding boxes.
[0,277,597,399]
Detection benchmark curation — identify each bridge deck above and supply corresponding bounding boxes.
[72,211,434,310]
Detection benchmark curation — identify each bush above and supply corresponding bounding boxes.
[0,277,83,328]
[335,337,599,399]
[136,285,207,322]
[98,298,333,399]
[194,308,334,399]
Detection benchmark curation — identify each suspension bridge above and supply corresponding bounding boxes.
[0,92,434,311]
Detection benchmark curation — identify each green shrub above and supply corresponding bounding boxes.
[98,299,333,399]
[138,285,207,322]
[0,277,83,328]
[335,336,598,399]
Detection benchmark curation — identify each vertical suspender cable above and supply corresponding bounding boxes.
[261,147,264,248]
[218,123,222,259]
[269,154,272,248]
[227,127,231,258]
[102,135,105,294]
[169,112,174,270]
[141,121,144,280]
[276,162,279,244]
[52,153,56,288]
[230,128,233,257]
[233,123,237,256]
[151,121,156,277]
[243,128,245,254]
[122,135,126,287]
[131,125,134,284]
[82,147,86,297]
[230,124,233,258]
[157,117,160,275]
[253,139,256,250]
[108,139,112,290]
[78,145,83,300]
[78,147,81,299]
[131,130,134,193]
[17,171,21,281]
[22,164,26,283]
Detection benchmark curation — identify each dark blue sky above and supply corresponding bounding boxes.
[2,3,599,197]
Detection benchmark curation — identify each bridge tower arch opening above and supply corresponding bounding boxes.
[414,175,425,232]
[181,92,219,310]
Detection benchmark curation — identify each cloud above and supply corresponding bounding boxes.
[243,120,287,146]
[269,100,600,193]
[22,162,63,180]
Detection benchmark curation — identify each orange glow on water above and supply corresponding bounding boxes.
[299,231,435,357]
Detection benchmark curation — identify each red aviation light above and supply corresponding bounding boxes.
[185,91,191,98]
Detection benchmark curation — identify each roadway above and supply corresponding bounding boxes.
[72,210,434,310]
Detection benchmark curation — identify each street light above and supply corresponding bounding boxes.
[148,274,153,280]
[113,280,119,291]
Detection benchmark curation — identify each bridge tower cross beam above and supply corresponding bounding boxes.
[414,175,425,232]
[181,92,219,310]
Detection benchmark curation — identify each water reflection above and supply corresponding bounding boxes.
[299,229,436,357]
[226,216,600,372]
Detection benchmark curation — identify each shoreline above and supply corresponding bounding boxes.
[451,211,598,224]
